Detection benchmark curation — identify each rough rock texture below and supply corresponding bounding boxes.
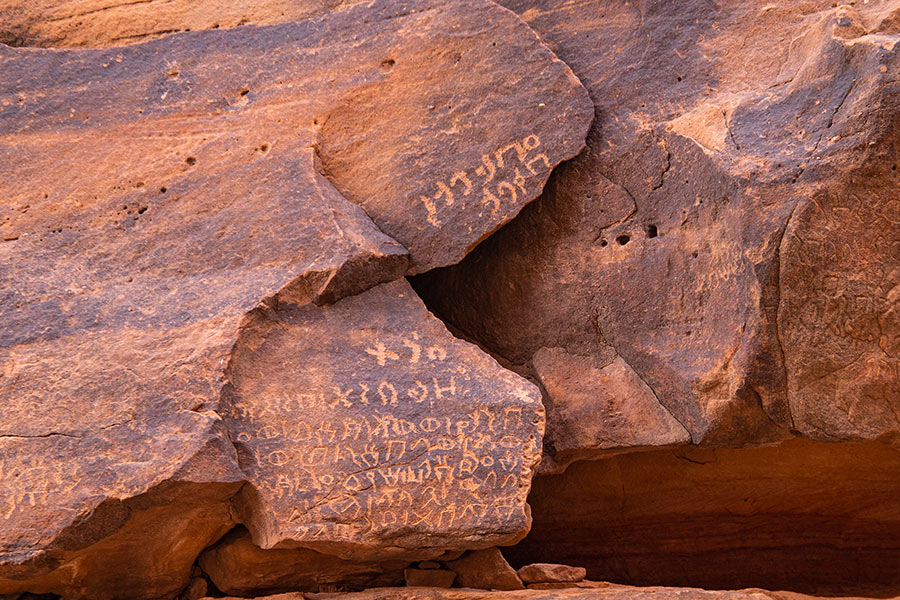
[222,279,544,558]
[517,564,585,585]
[444,548,524,591]
[0,1,362,47]
[3,0,900,598]
[415,0,900,454]
[197,527,408,596]
[533,350,689,472]
[0,2,592,598]
[505,440,900,596]
[405,570,457,589]
[205,584,899,600]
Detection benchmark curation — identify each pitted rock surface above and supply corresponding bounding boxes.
[415,0,900,453]
[0,2,585,597]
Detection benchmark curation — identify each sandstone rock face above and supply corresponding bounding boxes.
[414,0,900,457]
[223,279,543,558]
[197,528,407,596]
[0,2,593,597]
[444,548,524,591]
[405,569,457,589]
[517,564,585,585]
[207,584,876,600]
[0,0,362,47]
[505,440,900,595]
[3,0,899,598]
[533,349,689,472]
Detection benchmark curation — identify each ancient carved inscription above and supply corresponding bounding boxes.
[420,134,550,227]
[222,280,543,551]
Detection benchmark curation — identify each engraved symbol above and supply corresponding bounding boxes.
[449,171,473,195]
[365,342,400,366]
[526,153,550,175]
[474,154,496,183]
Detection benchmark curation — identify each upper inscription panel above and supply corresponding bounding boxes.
[223,280,544,558]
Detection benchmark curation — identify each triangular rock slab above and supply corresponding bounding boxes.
[533,348,690,473]
[223,279,544,560]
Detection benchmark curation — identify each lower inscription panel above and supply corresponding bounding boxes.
[221,279,544,558]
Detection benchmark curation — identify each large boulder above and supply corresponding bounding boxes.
[0,2,591,597]
[222,279,544,559]
[414,0,900,461]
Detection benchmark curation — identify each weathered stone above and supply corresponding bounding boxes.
[206,583,874,600]
[525,581,610,590]
[505,439,900,595]
[517,564,585,584]
[223,279,544,558]
[183,577,208,600]
[0,0,364,47]
[1,0,591,276]
[533,349,690,472]
[414,0,900,456]
[405,569,456,588]
[197,528,407,595]
[0,1,586,597]
[445,548,524,591]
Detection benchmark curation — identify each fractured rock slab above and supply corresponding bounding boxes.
[1,0,592,275]
[517,563,586,584]
[444,547,524,591]
[198,528,408,596]
[532,348,690,473]
[0,1,581,597]
[222,279,544,559]
[415,0,900,452]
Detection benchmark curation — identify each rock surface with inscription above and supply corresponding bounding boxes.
[223,279,543,559]
[0,0,592,275]
[415,0,900,455]
[0,1,584,598]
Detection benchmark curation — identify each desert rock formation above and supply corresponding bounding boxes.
[1,0,899,599]
[0,2,591,598]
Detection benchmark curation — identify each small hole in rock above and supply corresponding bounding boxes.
[137,206,148,214]
[600,239,608,247]
[239,88,249,96]
[677,75,683,82]
[259,143,269,152]
[616,235,630,246]
[692,251,699,258]
[381,58,395,69]
[647,225,658,238]
[159,187,167,194]
[185,156,196,166]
